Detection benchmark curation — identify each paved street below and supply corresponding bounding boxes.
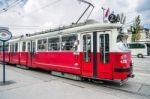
[0,57,150,99]
[132,56,150,85]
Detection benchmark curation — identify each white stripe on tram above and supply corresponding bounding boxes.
[35,62,80,70]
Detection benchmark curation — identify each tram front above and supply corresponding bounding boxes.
[81,23,134,83]
[112,28,134,81]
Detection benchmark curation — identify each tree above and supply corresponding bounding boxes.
[130,15,141,42]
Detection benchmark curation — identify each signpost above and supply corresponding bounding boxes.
[0,29,12,84]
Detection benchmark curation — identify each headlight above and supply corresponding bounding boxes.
[120,54,127,64]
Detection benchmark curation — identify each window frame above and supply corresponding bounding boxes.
[99,33,110,64]
[22,41,26,52]
[61,34,78,52]
[48,36,60,52]
[82,34,92,62]
[37,38,48,52]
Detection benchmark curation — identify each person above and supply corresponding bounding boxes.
[116,35,128,51]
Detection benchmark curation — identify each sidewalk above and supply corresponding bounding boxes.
[0,65,125,99]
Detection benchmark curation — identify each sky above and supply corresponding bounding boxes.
[0,0,149,36]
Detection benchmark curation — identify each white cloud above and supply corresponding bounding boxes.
[0,0,149,36]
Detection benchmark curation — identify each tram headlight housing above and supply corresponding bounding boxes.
[120,55,127,64]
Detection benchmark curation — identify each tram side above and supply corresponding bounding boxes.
[0,43,10,63]
[6,33,82,75]
[0,23,134,82]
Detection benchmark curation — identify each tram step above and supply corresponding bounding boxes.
[51,71,81,81]
[16,65,29,70]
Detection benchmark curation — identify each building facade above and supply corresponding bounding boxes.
[127,26,150,43]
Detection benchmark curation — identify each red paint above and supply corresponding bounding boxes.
[81,52,132,80]
[20,52,28,66]
[97,53,113,79]
[5,52,10,63]
[113,52,132,80]
[9,52,19,64]
[81,52,93,77]
[0,51,132,81]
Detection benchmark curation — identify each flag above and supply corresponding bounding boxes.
[105,8,110,17]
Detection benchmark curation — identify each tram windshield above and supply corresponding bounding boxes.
[116,35,128,51]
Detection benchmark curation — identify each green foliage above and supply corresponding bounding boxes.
[131,15,141,42]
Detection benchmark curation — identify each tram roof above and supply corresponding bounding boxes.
[10,20,123,42]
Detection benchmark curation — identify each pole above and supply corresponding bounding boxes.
[2,41,5,83]
[76,0,94,24]
[101,7,105,23]
[76,4,91,24]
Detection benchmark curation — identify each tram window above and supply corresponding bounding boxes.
[37,39,47,51]
[5,43,9,52]
[11,44,15,52]
[15,43,18,52]
[22,42,26,52]
[48,37,60,51]
[27,42,31,52]
[100,34,109,63]
[0,45,2,51]
[83,34,91,62]
[61,35,77,51]
[32,42,36,52]
[10,44,12,52]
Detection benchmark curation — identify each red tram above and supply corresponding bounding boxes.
[0,20,134,83]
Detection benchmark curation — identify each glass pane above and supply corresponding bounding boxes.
[32,42,36,52]
[15,43,18,52]
[100,34,109,63]
[22,42,26,52]
[37,39,47,51]
[5,43,9,52]
[48,38,60,51]
[11,44,14,52]
[28,43,31,52]
[139,44,145,48]
[83,34,91,62]
[129,43,145,49]
[0,45,2,51]
[61,35,77,51]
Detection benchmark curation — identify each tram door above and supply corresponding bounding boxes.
[81,33,93,77]
[81,32,112,79]
[97,32,112,79]
[27,41,36,67]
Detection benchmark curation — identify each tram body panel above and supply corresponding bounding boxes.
[113,52,132,80]
[33,52,81,74]
[5,52,10,62]
[80,52,94,77]
[20,52,28,66]
[9,52,19,64]
[97,52,113,79]
[0,52,2,61]
[0,52,9,62]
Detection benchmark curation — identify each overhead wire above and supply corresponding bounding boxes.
[9,0,62,26]
[0,0,23,14]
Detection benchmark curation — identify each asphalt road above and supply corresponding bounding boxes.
[0,57,150,99]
